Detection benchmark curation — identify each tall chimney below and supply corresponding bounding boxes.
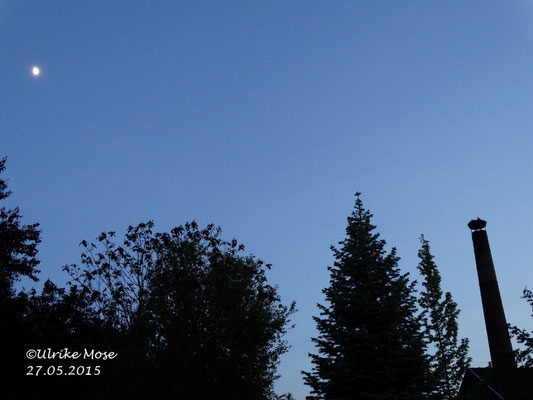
[468,218,516,371]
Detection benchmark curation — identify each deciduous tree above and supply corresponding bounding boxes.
[416,235,470,399]
[0,158,48,396]
[64,221,296,400]
[0,157,41,300]
[509,288,533,367]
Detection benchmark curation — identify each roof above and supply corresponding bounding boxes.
[459,367,533,400]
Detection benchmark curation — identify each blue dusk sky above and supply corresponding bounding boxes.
[2,1,533,398]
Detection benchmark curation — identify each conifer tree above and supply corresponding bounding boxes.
[303,193,431,400]
[416,235,471,399]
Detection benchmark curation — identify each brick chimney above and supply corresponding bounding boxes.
[468,218,516,371]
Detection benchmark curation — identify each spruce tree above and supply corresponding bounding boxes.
[416,235,471,399]
[303,193,430,400]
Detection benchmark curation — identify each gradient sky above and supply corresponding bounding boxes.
[2,1,533,398]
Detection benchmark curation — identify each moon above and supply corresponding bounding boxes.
[31,66,40,76]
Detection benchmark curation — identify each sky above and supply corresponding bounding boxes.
[2,1,533,398]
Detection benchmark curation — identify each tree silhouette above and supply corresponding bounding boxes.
[1,158,295,399]
[509,288,533,367]
[0,157,41,300]
[303,193,431,399]
[0,157,43,394]
[63,220,296,399]
[416,235,471,399]
[0,158,108,398]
